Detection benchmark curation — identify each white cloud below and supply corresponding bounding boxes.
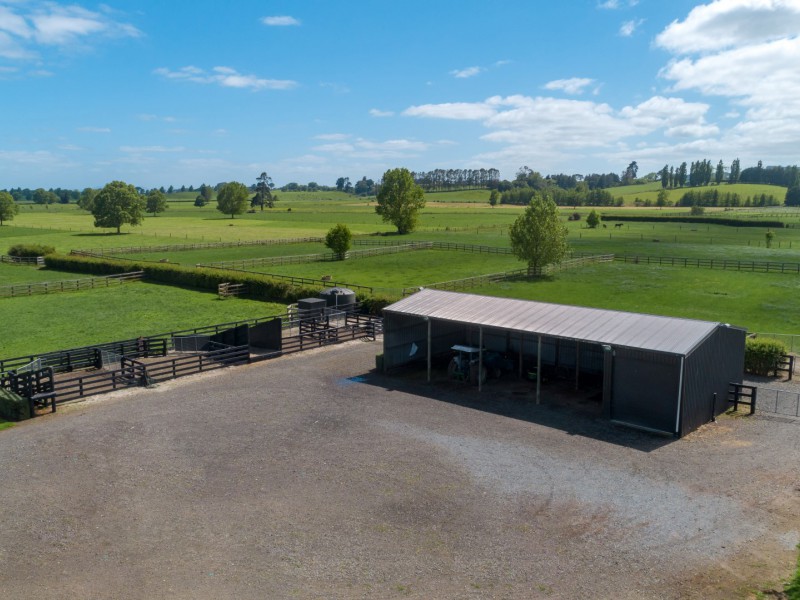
[312,137,430,159]
[0,3,140,62]
[619,18,644,36]
[261,16,300,26]
[598,0,638,8]
[154,66,297,91]
[544,77,596,95]
[403,102,497,120]
[77,126,111,133]
[450,66,483,79]
[369,108,394,117]
[656,0,800,54]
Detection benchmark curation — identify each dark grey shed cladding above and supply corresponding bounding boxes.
[382,289,745,437]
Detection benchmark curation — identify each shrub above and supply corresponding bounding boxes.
[0,388,30,421]
[8,243,56,257]
[744,337,788,376]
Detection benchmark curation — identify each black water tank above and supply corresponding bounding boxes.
[319,287,356,309]
[297,297,326,319]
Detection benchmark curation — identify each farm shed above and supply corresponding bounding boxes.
[381,289,745,437]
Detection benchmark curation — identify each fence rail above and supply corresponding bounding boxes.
[615,254,800,273]
[353,239,514,254]
[0,255,44,266]
[196,263,374,294]
[0,271,143,298]
[752,386,800,418]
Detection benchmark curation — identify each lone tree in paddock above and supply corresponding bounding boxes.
[325,223,352,260]
[92,181,145,234]
[509,193,568,276]
[216,181,250,219]
[0,191,19,226]
[375,168,425,234]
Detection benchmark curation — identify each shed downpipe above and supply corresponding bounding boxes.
[536,335,542,404]
[674,356,685,435]
[478,327,483,392]
[426,317,431,383]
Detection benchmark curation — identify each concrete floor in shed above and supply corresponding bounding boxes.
[0,340,798,600]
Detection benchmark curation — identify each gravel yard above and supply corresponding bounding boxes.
[0,340,798,599]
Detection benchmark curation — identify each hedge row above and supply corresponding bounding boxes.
[600,215,785,228]
[44,254,397,314]
[744,337,788,376]
[8,243,56,257]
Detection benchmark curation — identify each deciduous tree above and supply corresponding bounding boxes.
[489,189,500,208]
[253,172,274,210]
[585,209,600,228]
[216,182,250,218]
[146,189,167,216]
[0,191,18,225]
[509,194,569,275]
[91,181,145,234]
[324,223,352,260]
[375,168,425,234]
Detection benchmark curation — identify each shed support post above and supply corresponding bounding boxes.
[478,327,483,392]
[575,341,580,391]
[518,333,524,379]
[426,318,431,383]
[602,345,613,418]
[536,335,542,404]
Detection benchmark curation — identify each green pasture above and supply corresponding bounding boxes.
[235,249,521,293]
[610,182,789,207]
[0,282,284,358]
[0,264,109,285]
[472,262,800,334]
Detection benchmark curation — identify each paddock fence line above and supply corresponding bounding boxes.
[401,254,614,296]
[0,255,45,266]
[71,237,324,257]
[353,239,514,254]
[749,332,800,354]
[0,271,144,299]
[752,386,800,418]
[195,263,374,294]
[612,254,800,274]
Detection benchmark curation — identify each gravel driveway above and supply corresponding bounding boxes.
[0,340,798,599]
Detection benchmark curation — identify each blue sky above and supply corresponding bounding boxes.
[2,0,799,189]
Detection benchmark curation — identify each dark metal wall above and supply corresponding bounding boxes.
[680,325,745,436]
[610,348,682,435]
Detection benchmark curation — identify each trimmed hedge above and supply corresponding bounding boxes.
[0,387,30,421]
[744,337,788,376]
[600,215,785,228]
[8,243,56,257]
[45,254,328,304]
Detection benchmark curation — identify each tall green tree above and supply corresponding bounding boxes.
[91,181,145,234]
[375,168,425,234]
[253,172,274,210]
[77,188,97,212]
[32,188,58,206]
[509,194,569,275]
[0,191,18,225]
[489,189,500,208]
[729,158,741,184]
[146,189,167,216]
[785,185,800,207]
[660,165,670,189]
[585,209,600,228]
[715,160,725,185]
[656,189,669,208]
[324,223,352,260]
[216,181,250,218]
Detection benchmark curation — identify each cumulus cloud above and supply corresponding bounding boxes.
[154,66,297,90]
[544,77,596,95]
[0,2,140,60]
[656,0,800,54]
[369,108,394,117]
[314,133,350,141]
[619,18,644,36]
[261,16,300,26]
[403,102,497,120]
[450,66,483,79]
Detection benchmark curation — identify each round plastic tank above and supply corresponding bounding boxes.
[319,287,356,308]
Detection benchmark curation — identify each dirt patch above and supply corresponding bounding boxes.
[0,341,798,599]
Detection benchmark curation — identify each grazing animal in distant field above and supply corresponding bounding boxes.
[602,224,607,228]
[614,223,623,229]
[321,275,332,281]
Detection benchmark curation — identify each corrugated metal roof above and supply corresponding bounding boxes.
[384,289,722,356]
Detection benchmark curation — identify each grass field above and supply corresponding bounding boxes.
[2,186,800,359]
[0,282,284,358]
